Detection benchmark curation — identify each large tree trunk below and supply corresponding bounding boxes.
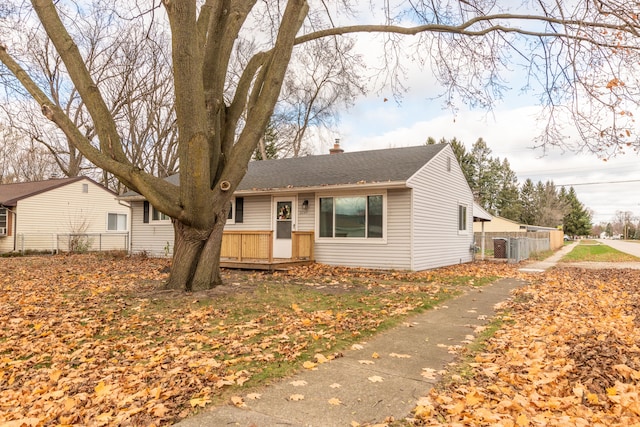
[165,215,227,291]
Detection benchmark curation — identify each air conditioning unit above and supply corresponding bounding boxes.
[0,227,6,236]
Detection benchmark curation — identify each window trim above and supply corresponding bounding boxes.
[0,207,7,235]
[107,212,128,232]
[151,206,171,222]
[315,190,387,243]
[458,203,469,234]
[227,197,236,224]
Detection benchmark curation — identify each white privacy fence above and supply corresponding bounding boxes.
[15,233,129,253]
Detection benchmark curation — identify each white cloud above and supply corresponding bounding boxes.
[331,102,640,225]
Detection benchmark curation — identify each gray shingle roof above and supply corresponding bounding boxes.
[237,144,446,190]
[0,177,87,206]
[120,144,447,198]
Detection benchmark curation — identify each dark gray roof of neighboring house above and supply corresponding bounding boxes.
[0,177,105,206]
[120,144,448,199]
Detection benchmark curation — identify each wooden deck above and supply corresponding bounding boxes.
[220,230,314,271]
[220,258,314,271]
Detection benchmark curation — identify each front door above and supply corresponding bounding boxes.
[273,197,294,259]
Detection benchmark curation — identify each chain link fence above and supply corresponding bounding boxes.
[15,233,129,254]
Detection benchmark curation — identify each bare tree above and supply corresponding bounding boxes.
[269,37,366,158]
[1,2,178,191]
[0,123,58,183]
[1,1,639,290]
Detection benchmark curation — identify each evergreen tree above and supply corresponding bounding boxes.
[519,178,538,225]
[494,158,522,221]
[605,223,613,237]
[426,136,475,183]
[469,138,502,213]
[562,187,592,236]
[535,181,569,227]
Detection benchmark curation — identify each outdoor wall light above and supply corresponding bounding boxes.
[302,199,309,212]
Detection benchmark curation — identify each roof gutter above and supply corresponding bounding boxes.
[118,181,409,201]
[234,180,408,195]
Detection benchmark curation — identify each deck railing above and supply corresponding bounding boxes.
[292,231,314,260]
[221,230,273,261]
[220,230,315,261]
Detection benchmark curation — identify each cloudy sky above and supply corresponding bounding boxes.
[332,99,639,225]
[305,24,640,226]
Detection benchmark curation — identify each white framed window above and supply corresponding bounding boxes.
[317,193,385,240]
[458,204,468,232]
[0,208,7,235]
[152,206,171,222]
[107,213,127,231]
[227,197,235,224]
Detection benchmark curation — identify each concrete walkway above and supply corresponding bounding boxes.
[175,247,570,427]
[517,241,578,273]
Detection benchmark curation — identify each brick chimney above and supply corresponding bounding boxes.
[329,138,344,154]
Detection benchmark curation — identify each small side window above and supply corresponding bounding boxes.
[107,213,127,231]
[82,183,89,193]
[458,204,468,231]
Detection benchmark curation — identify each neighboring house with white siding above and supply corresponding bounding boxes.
[0,177,129,253]
[121,143,476,271]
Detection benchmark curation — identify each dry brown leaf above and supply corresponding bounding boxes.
[231,396,246,407]
[389,352,411,359]
[328,397,342,405]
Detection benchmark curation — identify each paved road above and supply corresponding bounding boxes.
[597,239,640,258]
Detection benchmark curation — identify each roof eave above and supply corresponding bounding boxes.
[235,181,408,195]
[117,194,146,202]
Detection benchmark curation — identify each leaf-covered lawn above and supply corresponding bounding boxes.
[411,267,640,426]
[0,254,520,426]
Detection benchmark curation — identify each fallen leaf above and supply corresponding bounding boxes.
[303,361,317,369]
[328,397,342,405]
[231,396,246,407]
[368,375,384,383]
[329,383,341,388]
[94,381,111,398]
[315,353,329,364]
[289,394,305,401]
[190,397,212,408]
[152,403,169,417]
[358,360,375,365]
[246,393,261,400]
[421,368,437,380]
[372,352,380,359]
[290,380,308,387]
[390,352,411,359]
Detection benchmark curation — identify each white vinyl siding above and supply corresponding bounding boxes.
[130,201,174,256]
[408,148,474,270]
[224,195,271,230]
[131,195,272,256]
[4,179,129,253]
[296,193,315,232]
